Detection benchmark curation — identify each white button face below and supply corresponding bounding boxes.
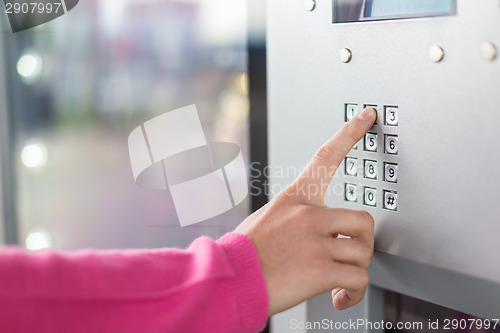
[345,157,358,176]
[384,163,398,183]
[364,133,377,152]
[385,106,399,126]
[364,160,377,179]
[384,191,398,211]
[385,135,398,155]
[346,104,358,121]
[364,187,377,207]
[345,183,357,202]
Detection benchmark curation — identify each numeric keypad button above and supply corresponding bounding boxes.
[364,133,377,152]
[385,106,399,126]
[364,160,377,179]
[384,191,398,211]
[345,157,358,176]
[364,187,377,207]
[384,163,398,183]
[385,135,398,155]
[345,104,358,122]
[345,183,357,202]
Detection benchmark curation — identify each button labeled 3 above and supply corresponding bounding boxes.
[385,106,399,126]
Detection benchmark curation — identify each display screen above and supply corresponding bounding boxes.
[332,0,456,23]
[364,0,455,18]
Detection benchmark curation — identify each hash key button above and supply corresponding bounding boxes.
[384,191,398,211]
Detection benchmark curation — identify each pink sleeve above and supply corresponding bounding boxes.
[0,233,269,333]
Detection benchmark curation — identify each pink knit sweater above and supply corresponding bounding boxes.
[0,233,269,333]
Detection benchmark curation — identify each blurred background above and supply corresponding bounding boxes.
[0,0,266,251]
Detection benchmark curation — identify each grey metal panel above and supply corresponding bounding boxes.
[268,0,500,321]
[370,252,500,318]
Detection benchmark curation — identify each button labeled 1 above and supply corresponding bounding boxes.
[345,157,358,176]
[385,135,398,155]
[364,133,377,152]
[364,187,377,207]
[384,163,398,183]
[345,183,357,202]
[385,106,398,126]
[384,190,397,211]
[345,104,358,121]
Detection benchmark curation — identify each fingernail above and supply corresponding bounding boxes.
[359,107,375,120]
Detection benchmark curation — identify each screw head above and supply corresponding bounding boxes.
[481,42,497,62]
[430,45,444,63]
[304,0,315,12]
[340,48,352,63]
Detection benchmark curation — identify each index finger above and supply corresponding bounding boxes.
[293,107,377,204]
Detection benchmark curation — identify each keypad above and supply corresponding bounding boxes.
[343,103,399,212]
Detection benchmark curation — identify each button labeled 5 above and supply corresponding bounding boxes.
[364,133,377,152]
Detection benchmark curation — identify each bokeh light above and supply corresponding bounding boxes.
[21,143,48,169]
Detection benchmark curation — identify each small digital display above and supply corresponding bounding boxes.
[364,0,455,18]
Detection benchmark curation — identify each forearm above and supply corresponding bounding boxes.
[0,233,268,333]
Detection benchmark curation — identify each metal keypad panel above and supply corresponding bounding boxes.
[343,103,398,211]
